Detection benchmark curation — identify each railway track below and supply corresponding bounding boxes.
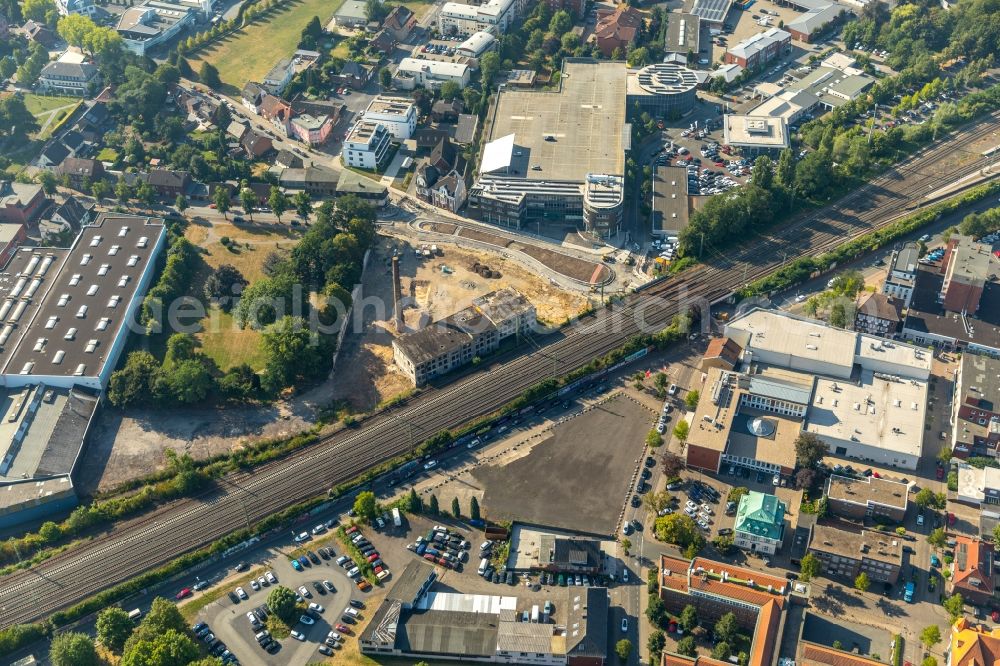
[0,113,997,628]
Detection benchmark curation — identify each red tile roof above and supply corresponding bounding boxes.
[952,536,995,597]
[750,600,782,666]
[660,555,692,592]
[704,337,743,366]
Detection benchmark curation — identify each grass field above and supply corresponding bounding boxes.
[187,0,346,91]
[22,94,80,139]
[185,220,303,370]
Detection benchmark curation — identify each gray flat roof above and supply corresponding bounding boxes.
[692,0,732,24]
[1,214,166,382]
[486,60,627,182]
[826,474,908,511]
[665,12,700,54]
[397,608,499,657]
[388,560,436,606]
[651,165,689,234]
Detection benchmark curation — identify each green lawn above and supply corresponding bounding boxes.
[21,93,78,116]
[187,0,346,91]
[196,308,266,371]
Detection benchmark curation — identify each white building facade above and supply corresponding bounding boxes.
[342,121,392,170]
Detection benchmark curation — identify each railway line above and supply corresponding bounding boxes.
[0,113,997,628]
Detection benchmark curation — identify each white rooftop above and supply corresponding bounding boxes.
[856,334,932,378]
[417,592,518,614]
[805,371,927,458]
[726,308,856,373]
[481,133,515,174]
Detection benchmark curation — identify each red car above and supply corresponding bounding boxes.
[345,525,358,535]
[936,467,945,480]
[175,588,192,600]
[336,623,352,634]
[366,553,380,563]
[992,610,1000,623]
[948,512,956,526]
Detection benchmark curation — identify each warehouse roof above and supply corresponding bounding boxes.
[665,12,700,54]
[651,165,689,235]
[397,608,499,657]
[691,0,733,23]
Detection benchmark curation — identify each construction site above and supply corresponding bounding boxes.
[330,234,593,410]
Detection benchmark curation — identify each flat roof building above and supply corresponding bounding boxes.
[808,523,903,584]
[691,0,733,24]
[116,0,196,55]
[940,234,992,315]
[626,63,700,119]
[438,0,520,36]
[470,60,628,237]
[397,57,472,89]
[363,96,418,140]
[665,12,700,55]
[651,165,689,237]
[723,115,789,154]
[825,474,909,522]
[951,352,1000,459]
[724,28,790,69]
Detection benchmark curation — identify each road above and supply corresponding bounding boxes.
[0,113,997,629]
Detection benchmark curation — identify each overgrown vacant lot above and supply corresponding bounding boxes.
[185,219,303,370]
[187,0,345,90]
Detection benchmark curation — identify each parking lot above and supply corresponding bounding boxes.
[474,393,655,536]
[411,35,467,62]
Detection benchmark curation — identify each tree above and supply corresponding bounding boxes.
[174,194,188,214]
[108,351,160,407]
[379,66,392,90]
[269,185,288,221]
[49,632,98,666]
[407,489,422,513]
[654,513,701,550]
[646,429,663,447]
[96,607,133,654]
[751,155,774,190]
[648,630,666,663]
[122,627,200,666]
[37,170,57,195]
[713,642,732,661]
[293,190,311,221]
[266,586,298,623]
[922,658,938,666]
[943,593,964,621]
[479,51,501,88]
[621,537,631,554]
[428,494,439,515]
[653,372,669,395]
[829,302,848,328]
[677,636,697,657]
[115,177,132,204]
[728,486,749,503]
[157,358,213,404]
[795,468,816,491]
[22,0,56,21]
[240,187,257,219]
[854,571,870,593]
[353,490,379,521]
[549,9,572,35]
[643,491,673,515]
[915,488,946,510]
[776,148,796,190]
[661,451,684,479]
[685,390,700,410]
[470,496,480,521]
[794,432,829,468]
[451,497,461,518]
[135,182,157,208]
[439,80,460,101]
[259,316,325,392]
[364,0,387,21]
[214,187,231,219]
[928,528,947,549]
[91,179,109,202]
[679,604,698,631]
[615,639,633,661]
[627,46,650,68]
[715,612,738,643]
[799,552,821,582]
[199,61,221,89]
[233,273,303,330]
[673,420,690,445]
[921,625,942,648]
[218,364,259,399]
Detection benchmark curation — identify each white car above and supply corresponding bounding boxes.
[249,580,260,591]
[257,576,267,587]
[311,524,327,535]
[300,615,315,626]
[309,602,325,613]
[293,532,310,543]
[686,500,698,510]
[697,519,711,530]
[423,460,437,470]
[265,571,277,584]
[668,384,679,396]
[290,630,305,641]
[298,585,312,598]
[328,631,342,642]
[621,618,629,632]
[235,587,248,600]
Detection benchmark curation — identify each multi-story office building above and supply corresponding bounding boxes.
[808,524,902,584]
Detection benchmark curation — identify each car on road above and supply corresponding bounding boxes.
[176,588,192,600]
[312,524,327,535]
[423,460,438,470]
[294,531,310,543]
[193,580,209,591]
[291,630,305,641]
[234,562,249,572]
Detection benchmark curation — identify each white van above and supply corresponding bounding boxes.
[478,558,490,576]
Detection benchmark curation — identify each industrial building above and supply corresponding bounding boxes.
[362,568,609,665]
[650,165,689,237]
[469,60,628,237]
[0,214,166,528]
[457,31,497,59]
[691,0,733,25]
[393,288,536,386]
[626,63,700,119]
[786,2,848,42]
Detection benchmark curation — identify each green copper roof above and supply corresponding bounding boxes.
[734,491,786,541]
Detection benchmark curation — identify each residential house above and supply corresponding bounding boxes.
[431,98,463,123]
[262,58,295,96]
[854,292,903,338]
[734,491,786,556]
[145,169,191,197]
[241,131,273,158]
[56,157,105,190]
[807,523,903,584]
[369,29,397,54]
[56,0,97,16]
[23,20,56,47]
[37,61,100,96]
[415,138,467,213]
[226,120,250,142]
[72,101,111,142]
[700,336,743,371]
[275,150,303,169]
[363,96,417,140]
[0,181,47,225]
[593,4,643,57]
[343,121,392,170]
[289,113,335,146]
[455,113,478,145]
[60,130,88,157]
[383,4,415,41]
[335,61,374,90]
[40,195,94,241]
[278,166,340,197]
[38,143,71,170]
[949,536,995,607]
[952,352,1000,459]
[336,170,388,206]
[241,82,265,112]
[882,241,919,308]
[258,94,294,131]
[950,619,1000,666]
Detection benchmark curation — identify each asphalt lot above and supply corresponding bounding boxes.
[474,393,655,535]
